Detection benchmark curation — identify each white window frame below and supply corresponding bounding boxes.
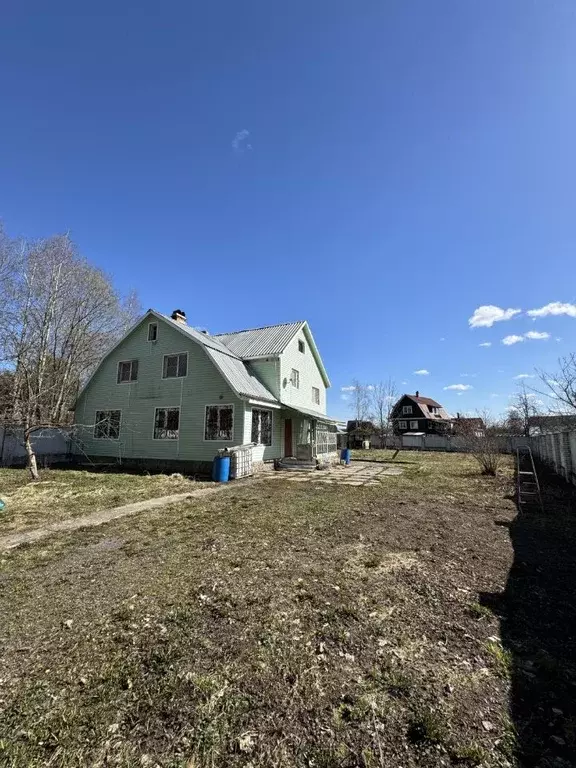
[152,406,180,440]
[162,352,188,379]
[148,322,158,342]
[298,339,305,354]
[93,409,122,440]
[204,404,235,442]
[117,359,138,384]
[398,420,407,430]
[251,408,272,446]
[402,405,412,415]
[410,420,419,430]
[291,369,300,389]
[312,386,320,405]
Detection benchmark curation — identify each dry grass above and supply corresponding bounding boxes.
[0,452,528,767]
[0,468,207,534]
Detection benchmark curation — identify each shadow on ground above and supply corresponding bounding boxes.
[482,464,576,767]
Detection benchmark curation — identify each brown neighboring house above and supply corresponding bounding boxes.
[391,392,451,436]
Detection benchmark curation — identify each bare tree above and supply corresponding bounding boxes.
[456,410,506,476]
[370,378,398,448]
[536,354,576,414]
[346,380,372,446]
[0,230,140,479]
[509,383,539,437]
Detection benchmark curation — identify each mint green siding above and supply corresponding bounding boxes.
[279,329,327,414]
[241,404,283,462]
[248,359,280,400]
[75,318,244,462]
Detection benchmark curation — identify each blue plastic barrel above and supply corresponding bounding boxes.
[212,455,231,482]
[340,448,351,465]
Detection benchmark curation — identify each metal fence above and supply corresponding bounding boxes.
[0,426,73,468]
[530,430,576,485]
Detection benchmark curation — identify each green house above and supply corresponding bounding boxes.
[74,309,338,473]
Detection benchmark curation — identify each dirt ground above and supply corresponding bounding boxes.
[1,452,575,767]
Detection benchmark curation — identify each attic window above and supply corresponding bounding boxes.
[148,323,158,341]
[117,360,138,383]
[163,353,188,378]
[402,405,412,415]
[298,340,305,354]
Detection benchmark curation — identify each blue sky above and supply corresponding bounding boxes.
[1,0,575,420]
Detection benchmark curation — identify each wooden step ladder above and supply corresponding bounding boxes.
[516,446,544,512]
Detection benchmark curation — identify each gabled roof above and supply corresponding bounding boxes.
[213,322,304,357]
[202,347,278,403]
[393,393,451,421]
[214,320,331,388]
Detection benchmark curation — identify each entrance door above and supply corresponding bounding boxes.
[284,418,293,457]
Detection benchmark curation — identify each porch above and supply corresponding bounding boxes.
[281,405,339,463]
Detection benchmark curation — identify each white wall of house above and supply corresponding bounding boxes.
[241,404,283,462]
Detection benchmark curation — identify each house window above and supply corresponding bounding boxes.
[148,323,158,341]
[298,340,305,354]
[399,420,407,430]
[205,405,234,441]
[117,360,138,383]
[291,369,300,389]
[402,405,412,415]
[410,420,419,430]
[94,410,121,439]
[312,386,320,405]
[251,409,272,445]
[154,407,180,439]
[163,353,188,378]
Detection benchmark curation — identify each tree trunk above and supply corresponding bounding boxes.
[24,428,40,481]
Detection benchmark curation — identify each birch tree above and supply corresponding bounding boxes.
[370,378,398,448]
[0,230,140,479]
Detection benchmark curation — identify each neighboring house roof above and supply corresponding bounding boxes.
[453,417,485,429]
[393,393,451,421]
[213,322,304,357]
[346,420,375,432]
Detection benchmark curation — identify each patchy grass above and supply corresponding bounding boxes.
[2,451,574,767]
[0,468,207,534]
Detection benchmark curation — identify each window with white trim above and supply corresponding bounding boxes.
[410,420,419,430]
[154,407,180,439]
[399,420,407,430]
[402,405,412,415]
[94,410,121,439]
[163,353,188,378]
[251,409,272,445]
[117,360,138,383]
[312,386,320,405]
[298,340,305,354]
[291,369,300,389]
[205,405,234,441]
[148,323,158,341]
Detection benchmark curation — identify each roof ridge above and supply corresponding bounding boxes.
[213,321,304,337]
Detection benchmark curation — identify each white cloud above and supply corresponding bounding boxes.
[341,385,356,392]
[232,129,252,153]
[524,330,550,340]
[456,392,464,396]
[460,373,477,378]
[502,334,524,346]
[444,384,473,391]
[366,385,375,391]
[556,337,562,342]
[527,301,576,318]
[401,381,408,385]
[490,393,499,398]
[513,374,535,379]
[414,369,430,376]
[479,342,492,347]
[340,394,350,401]
[439,337,445,342]
[469,305,521,328]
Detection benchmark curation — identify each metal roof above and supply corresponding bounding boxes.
[162,316,241,358]
[281,403,340,424]
[203,347,279,403]
[213,322,304,358]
